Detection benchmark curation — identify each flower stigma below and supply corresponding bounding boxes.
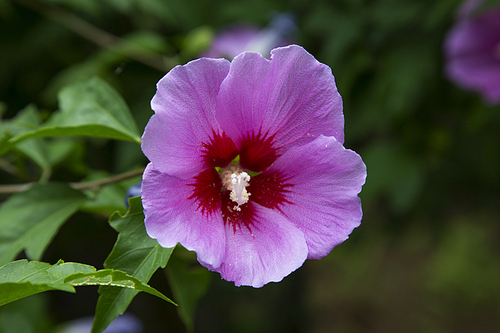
[221,167,251,211]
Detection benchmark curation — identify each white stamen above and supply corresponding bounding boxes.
[229,172,251,210]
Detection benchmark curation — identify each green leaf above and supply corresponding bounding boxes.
[0,183,87,266]
[0,104,43,156]
[0,260,96,306]
[8,77,141,146]
[45,139,79,167]
[166,249,212,333]
[91,196,175,333]
[0,104,80,171]
[11,105,53,180]
[0,261,172,309]
[65,269,175,304]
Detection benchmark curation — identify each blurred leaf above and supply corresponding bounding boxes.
[0,183,87,266]
[426,220,500,303]
[10,105,52,180]
[378,41,436,115]
[45,139,78,167]
[41,62,108,107]
[117,30,171,56]
[104,0,177,25]
[303,7,363,71]
[360,142,424,213]
[370,0,424,32]
[0,260,96,306]
[13,106,49,169]
[349,40,437,139]
[0,104,41,156]
[0,102,6,116]
[42,30,171,105]
[0,311,35,333]
[220,0,275,24]
[8,77,141,146]
[91,196,175,333]
[65,269,175,304]
[0,294,51,333]
[113,141,147,173]
[181,26,214,59]
[166,249,212,333]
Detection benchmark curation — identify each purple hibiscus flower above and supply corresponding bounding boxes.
[141,45,366,287]
[444,0,500,104]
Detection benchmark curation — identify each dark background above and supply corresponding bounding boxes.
[1,0,499,332]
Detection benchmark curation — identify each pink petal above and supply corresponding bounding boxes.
[216,45,344,155]
[142,57,230,178]
[211,203,308,288]
[142,163,226,268]
[265,135,366,259]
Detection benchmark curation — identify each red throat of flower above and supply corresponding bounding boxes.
[189,130,291,232]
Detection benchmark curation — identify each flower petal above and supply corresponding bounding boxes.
[142,163,226,268]
[203,24,260,59]
[444,7,500,104]
[210,203,308,288]
[265,135,366,259]
[216,45,344,154]
[142,57,231,178]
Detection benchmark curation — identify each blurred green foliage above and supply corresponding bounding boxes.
[1,0,499,332]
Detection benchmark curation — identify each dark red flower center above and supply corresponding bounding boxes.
[187,168,222,216]
[189,130,291,231]
[201,130,238,168]
[239,130,280,172]
[247,172,294,212]
[221,192,255,233]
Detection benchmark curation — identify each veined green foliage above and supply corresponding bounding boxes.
[4,77,141,153]
[0,260,95,306]
[0,260,174,308]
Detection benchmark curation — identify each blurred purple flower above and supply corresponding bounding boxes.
[141,45,366,287]
[204,13,296,59]
[444,0,500,104]
[60,314,142,333]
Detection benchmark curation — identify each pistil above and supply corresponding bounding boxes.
[221,167,251,211]
[230,172,251,210]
